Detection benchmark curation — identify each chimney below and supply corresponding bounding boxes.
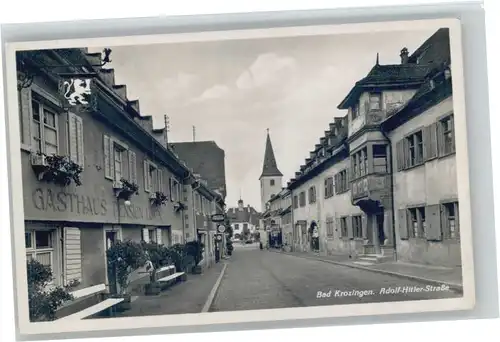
[400,47,409,64]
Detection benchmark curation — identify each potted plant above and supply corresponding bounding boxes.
[27,259,74,322]
[150,191,168,206]
[226,239,234,256]
[106,240,147,311]
[114,178,139,200]
[31,152,83,187]
[184,240,204,274]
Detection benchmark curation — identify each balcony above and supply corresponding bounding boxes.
[351,174,391,210]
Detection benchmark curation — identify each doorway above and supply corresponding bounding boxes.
[104,229,120,294]
[376,213,385,245]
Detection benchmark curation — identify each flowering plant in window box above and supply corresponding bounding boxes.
[114,178,139,201]
[173,201,187,213]
[31,152,83,187]
[150,191,168,206]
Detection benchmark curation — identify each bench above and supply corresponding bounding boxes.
[144,265,187,295]
[55,283,123,321]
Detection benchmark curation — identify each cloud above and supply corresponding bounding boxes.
[235,53,297,90]
[193,84,230,102]
[160,72,199,102]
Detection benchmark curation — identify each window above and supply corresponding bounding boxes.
[442,202,459,239]
[351,147,368,179]
[141,228,158,243]
[32,100,58,155]
[406,130,424,167]
[103,135,137,183]
[351,104,359,120]
[352,216,363,238]
[299,191,306,207]
[234,224,239,231]
[373,144,388,173]
[270,179,275,186]
[293,195,298,209]
[335,169,349,194]
[324,177,334,198]
[26,230,54,280]
[407,206,426,238]
[326,218,334,237]
[368,92,382,111]
[144,161,163,193]
[440,114,455,155]
[340,217,348,237]
[308,186,316,204]
[170,179,180,202]
[243,223,248,230]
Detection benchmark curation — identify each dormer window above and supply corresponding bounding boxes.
[369,92,382,111]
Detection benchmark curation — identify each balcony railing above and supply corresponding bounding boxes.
[351,174,390,202]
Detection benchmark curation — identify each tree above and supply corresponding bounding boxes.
[106,240,147,296]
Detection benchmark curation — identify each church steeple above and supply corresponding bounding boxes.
[260,129,283,180]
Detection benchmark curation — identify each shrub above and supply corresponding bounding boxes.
[106,240,147,295]
[27,259,74,322]
[184,240,204,266]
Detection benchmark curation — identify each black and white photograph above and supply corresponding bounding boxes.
[3,18,475,335]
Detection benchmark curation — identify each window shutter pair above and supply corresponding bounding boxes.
[68,112,84,167]
[63,227,82,286]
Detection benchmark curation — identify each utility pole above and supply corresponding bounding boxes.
[164,115,170,146]
[192,125,196,142]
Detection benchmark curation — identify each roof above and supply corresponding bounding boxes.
[260,131,283,179]
[408,28,450,66]
[169,141,226,198]
[227,203,261,225]
[337,63,431,109]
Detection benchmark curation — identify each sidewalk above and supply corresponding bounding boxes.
[115,261,227,317]
[273,250,463,292]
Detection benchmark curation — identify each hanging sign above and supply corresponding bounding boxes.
[211,213,225,222]
[58,74,97,111]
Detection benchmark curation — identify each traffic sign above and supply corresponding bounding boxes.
[217,225,226,233]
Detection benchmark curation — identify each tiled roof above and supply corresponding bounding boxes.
[260,131,283,179]
[169,141,226,198]
[408,28,450,66]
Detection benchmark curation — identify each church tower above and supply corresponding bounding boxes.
[259,129,283,212]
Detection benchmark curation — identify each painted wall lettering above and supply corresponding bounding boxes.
[32,188,108,216]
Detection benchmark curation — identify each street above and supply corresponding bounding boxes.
[209,245,461,312]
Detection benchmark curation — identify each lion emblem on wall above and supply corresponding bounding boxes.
[62,78,91,105]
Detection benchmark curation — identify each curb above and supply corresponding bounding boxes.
[201,263,228,313]
[273,250,463,294]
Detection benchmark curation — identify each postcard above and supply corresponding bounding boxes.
[3,17,475,336]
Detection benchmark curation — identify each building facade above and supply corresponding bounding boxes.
[227,199,260,240]
[284,28,458,267]
[18,48,223,291]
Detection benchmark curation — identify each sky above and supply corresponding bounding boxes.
[90,28,436,211]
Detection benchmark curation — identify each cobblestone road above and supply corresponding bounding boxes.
[209,246,461,312]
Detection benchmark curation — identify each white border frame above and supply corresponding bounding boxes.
[4,18,475,335]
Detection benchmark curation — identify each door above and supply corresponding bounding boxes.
[376,213,385,245]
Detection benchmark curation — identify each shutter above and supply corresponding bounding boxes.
[103,135,112,179]
[63,227,82,286]
[429,122,438,159]
[425,204,442,241]
[128,150,137,183]
[437,120,445,157]
[76,115,84,167]
[402,137,409,169]
[109,138,115,181]
[335,218,341,237]
[143,161,149,192]
[361,213,368,239]
[156,228,163,245]
[334,174,339,194]
[68,113,78,162]
[398,209,408,240]
[142,228,150,243]
[347,216,354,239]
[450,115,456,153]
[169,178,173,201]
[423,125,430,161]
[158,169,163,193]
[395,140,403,171]
[19,87,33,148]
